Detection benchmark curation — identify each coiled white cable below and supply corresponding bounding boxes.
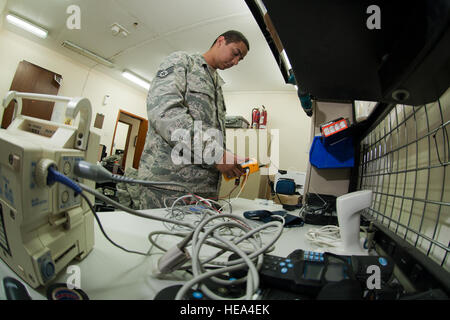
[305,225,369,248]
[305,225,341,247]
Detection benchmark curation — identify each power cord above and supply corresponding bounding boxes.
[46,166,153,256]
[79,192,151,256]
[218,170,249,212]
[74,160,190,192]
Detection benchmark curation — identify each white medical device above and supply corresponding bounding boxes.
[336,190,372,255]
[0,91,99,288]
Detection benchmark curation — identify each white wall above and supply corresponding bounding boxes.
[0,0,6,28]
[224,91,312,172]
[0,28,147,149]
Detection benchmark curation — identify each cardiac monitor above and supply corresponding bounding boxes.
[0,91,100,288]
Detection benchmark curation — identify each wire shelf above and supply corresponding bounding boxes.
[358,88,450,271]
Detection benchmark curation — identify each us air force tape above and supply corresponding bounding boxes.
[46,283,90,300]
[157,66,174,78]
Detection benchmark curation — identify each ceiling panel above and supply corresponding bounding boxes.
[115,0,250,35]
[2,0,293,93]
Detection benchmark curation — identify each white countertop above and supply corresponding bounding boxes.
[0,198,337,300]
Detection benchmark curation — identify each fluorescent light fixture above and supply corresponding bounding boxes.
[61,40,114,68]
[6,14,48,39]
[122,70,150,90]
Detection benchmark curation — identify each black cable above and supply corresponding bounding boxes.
[433,132,444,166]
[80,192,150,256]
[275,193,284,206]
[267,177,285,206]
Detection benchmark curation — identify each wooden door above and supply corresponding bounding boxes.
[111,110,148,170]
[133,118,148,169]
[1,60,62,128]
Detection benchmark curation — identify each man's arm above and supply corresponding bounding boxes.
[146,52,192,146]
[216,150,247,178]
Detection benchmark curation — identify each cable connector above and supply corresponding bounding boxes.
[35,158,58,188]
[47,166,82,194]
[157,232,193,274]
[35,158,82,194]
[74,160,134,184]
[73,160,113,183]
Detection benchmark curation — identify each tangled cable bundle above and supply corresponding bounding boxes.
[51,166,285,300]
[175,213,284,300]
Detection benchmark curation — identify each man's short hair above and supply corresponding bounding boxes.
[212,30,250,51]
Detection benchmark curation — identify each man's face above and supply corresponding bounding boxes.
[215,36,248,70]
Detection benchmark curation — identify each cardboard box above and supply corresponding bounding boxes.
[264,175,276,199]
[271,193,302,206]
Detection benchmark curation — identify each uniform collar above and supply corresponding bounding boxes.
[194,53,226,88]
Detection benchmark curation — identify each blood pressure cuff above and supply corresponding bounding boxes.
[243,210,304,228]
[275,179,296,195]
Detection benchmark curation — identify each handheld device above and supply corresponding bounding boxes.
[259,249,393,298]
[223,158,260,181]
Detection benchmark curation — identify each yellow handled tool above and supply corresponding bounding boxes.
[223,158,260,181]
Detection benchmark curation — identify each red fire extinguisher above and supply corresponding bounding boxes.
[259,105,267,129]
[251,107,260,129]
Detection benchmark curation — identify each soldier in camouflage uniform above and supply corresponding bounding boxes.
[136,30,250,209]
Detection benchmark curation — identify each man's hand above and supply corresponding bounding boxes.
[215,150,248,179]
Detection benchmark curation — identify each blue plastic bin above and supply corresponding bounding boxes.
[309,136,354,169]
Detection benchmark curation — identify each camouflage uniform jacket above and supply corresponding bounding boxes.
[137,51,227,195]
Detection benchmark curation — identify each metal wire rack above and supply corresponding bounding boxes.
[358,88,450,272]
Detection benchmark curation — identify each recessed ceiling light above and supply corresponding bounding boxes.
[122,70,150,90]
[6,14,48,39]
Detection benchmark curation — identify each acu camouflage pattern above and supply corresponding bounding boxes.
[101,154,123,167]
[136,51,227,209]
[116,167,142,209]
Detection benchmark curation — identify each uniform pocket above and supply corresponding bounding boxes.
[187,81,215,100]
[186,80,218,125]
